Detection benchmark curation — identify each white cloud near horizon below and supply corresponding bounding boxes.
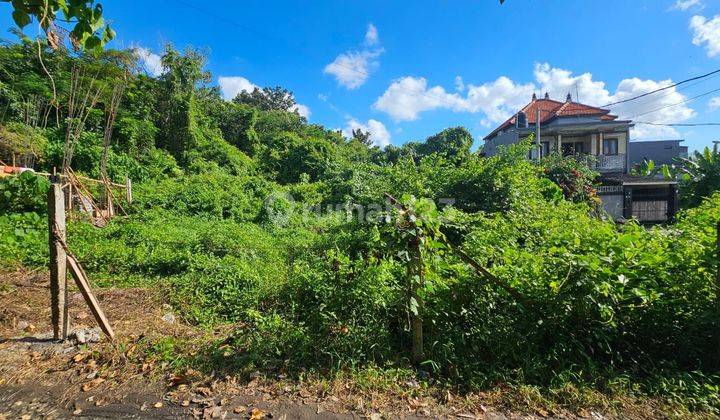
[691,14,720,57]
[291,104,312,119]
[135,47,163,77]
[373,63,696,140]
[343,118,391,147]
[218,76,311,119]
[218,76,258,100]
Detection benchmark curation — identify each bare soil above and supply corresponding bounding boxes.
[0,269,670,419]
[0,269,359,419]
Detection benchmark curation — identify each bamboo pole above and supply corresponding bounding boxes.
[48,183,69,340]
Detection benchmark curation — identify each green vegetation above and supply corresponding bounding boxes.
[1,37,719,415]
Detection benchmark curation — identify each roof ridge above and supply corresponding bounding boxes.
[555,101,571,115]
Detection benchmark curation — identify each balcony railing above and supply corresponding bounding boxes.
[594,154,626,172]
[573,153,626,172]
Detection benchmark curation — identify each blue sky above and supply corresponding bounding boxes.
[2,0,720,151]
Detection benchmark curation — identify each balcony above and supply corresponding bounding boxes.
[593,154,626,172]
[573,153,626,173]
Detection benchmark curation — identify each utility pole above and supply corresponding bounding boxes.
[535,108,541,161]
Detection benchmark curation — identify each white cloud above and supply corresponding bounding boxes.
[365,23,379,46]
[454,75,465,92]
[372,75,533,124]
[690,14,720,57]
[217,76,310,119]
[135,47,163,77]
[709,96,720,111]
[343,118,391,147]
[373,76,465,121]
[291,104,311,119]
[672,0,703,11]
[325,24,383,89]
[324,50,382,89]
[218,76,258,100]
[373,63,696,139]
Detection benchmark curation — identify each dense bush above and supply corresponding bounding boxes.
[0,171,50,213]
[0,38,718,412]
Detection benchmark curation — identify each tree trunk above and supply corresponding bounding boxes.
[409,236,424,364]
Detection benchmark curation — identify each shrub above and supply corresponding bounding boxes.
[0,171,50,214]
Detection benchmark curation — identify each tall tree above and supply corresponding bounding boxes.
[233,86,297,112]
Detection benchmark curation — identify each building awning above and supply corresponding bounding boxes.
[598,173,678,186]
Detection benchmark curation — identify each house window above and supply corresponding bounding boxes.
[603,138,619,155]
[561,142,584,156]
[540,141,550,157]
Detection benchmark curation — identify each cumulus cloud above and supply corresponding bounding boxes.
[325,23,383,89]
[291,104,311,119]
[373,75,533,125]
[454,76,465,92]
[135,47,163,77]
[324,50,382,89]
[373,63,696,139]
[690,14,720,57]
[343,118,391,147]
[218,76,258,100]
[709,96,720,111]
[218,76,311,119]
[365,23,379,46]
[672,0,703,11]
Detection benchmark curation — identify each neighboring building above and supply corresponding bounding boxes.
[629,139,688,168]
[483,93,678,223]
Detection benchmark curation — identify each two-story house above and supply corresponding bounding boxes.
[483,93,678,223]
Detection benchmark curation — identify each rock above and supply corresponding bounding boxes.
[73,328,101,344]
[162,313,176,324]
[16,320,29,331]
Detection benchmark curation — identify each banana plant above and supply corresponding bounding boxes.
[664,143,720,208]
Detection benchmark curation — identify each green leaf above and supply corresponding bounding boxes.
[12,10,30,28]
[84,35,101,50]
[409,297,419,316]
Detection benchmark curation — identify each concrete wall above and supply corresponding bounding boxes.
[629,140,688,166]
[483,130,520,156]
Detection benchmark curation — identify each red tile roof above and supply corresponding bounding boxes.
[484,94,618,140]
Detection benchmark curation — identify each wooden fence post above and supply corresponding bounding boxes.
[125,176,132,204]
[49,183,69,340]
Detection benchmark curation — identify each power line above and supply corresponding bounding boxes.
[635,121,720,127]
[628,86,720,119]
[168,0,474,110]
[600,68,720,108]
[615,71,720,117]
